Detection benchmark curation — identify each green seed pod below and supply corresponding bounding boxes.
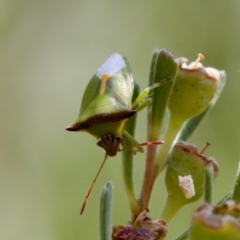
[190,201,240,240]
[168,54,220,121]
[162,141,219,222]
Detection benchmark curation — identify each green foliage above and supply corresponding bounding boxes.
[78,50,240,239]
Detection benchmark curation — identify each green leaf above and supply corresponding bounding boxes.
[217,191,233,205]
[148,50,158,87]
[174,228,189,240]
[100,182,114,240]
[232,161,240,202]
[148,49,178,141]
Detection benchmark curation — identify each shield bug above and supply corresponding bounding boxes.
[66,53,167,214]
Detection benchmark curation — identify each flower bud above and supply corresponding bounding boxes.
[190,201,240,240]
[162,141,219,222]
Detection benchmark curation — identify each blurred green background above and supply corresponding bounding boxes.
[1,1,240,239]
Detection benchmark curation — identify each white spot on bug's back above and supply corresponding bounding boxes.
[96,53,126,79]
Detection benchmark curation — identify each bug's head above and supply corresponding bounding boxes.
[97,134,123,157]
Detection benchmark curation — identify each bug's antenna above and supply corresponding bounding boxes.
[80,153,108,215]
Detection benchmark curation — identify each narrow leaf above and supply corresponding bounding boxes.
[149,49,178,141]
[217,191,233,205]
[174,228,189,240]
[100,182,114,240]
[232,161,240,202]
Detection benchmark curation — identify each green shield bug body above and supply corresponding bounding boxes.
[66,53,166,214]
[66,53,137,156]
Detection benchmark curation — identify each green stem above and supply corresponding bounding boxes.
[154,113,186,179]
[232,161,240,202]
[139,113,185,211]
[122,82,140,218]
[139,144,158,212]
[122,150,140,217]
[161,198,182,223]
[204,163,214,204]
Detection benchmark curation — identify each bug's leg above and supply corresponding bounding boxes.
[132,77,172,109]
[123,130,164,154]
[123,130,144,153]
[134,99,151,113]
[118,144,125,152]
[137,140,165,147]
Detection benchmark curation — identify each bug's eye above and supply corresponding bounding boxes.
[116,136,123,143]
[97,140,103,147]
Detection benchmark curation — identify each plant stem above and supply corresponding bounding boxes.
[139,144,158,211]
[154,113,185,178]
[161,198,182,223]
[204,163,214,204]
[139,113,185,211]
[149,113,185,202]
[122,150,140,217]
